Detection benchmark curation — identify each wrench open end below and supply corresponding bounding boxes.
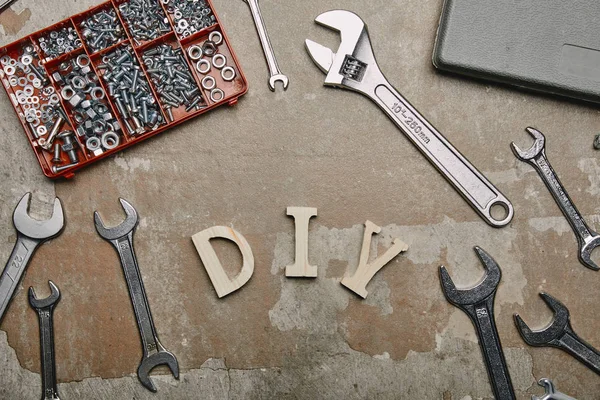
[268,74,289,92]
[138,351,180,393]
[514,292,570,346]
[580,236,600,271]
[94,198,138,241]
[13,192,65,240]
[510,127,546,161]
[439,246,501,306]
[28,280,60,309]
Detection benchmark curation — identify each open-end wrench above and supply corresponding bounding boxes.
[94,198,178,392]
[0,193,64,323]
[305,10,514,228]
[532,378,578,400]
[243,0,289,91]
[515,292,600,375]
[439,247,516,400]
[29,280,61,400]
[511,127,600,270]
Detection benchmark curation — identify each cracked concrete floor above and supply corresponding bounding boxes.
[1,0,600,399]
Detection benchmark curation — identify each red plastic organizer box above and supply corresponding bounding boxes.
[0,0,247,179]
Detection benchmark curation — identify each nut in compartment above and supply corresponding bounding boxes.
[78,6,126,53]
[165,0,216,39]
[97,45,164,135]
[36,22,82,62]
[118,0,172,46]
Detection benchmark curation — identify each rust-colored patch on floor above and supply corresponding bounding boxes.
[0,8,31,35]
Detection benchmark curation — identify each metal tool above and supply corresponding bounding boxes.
[29,281,61,400]
[243,0,289,91]
[305,10,513,228]
[94,198,178,392]
[0,0,18,13]
[512,127,600,270]
[0,193,64,323]
[532,378,577,400]
[439,246,516,400]
[515,292,600,375]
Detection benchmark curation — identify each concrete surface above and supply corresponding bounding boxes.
[1,0,599,399]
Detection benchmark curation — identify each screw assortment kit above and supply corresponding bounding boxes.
[0,0,247,178]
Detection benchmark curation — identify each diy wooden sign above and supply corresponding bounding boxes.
[191,207,408,298]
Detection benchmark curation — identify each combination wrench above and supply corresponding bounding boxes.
[515,292,600,375]
[0,193,64,323]
[512,127,600,270]
[29,280,61,400]
[532,378,578,400]
[243,0,289,91]
[305,10,513,228]
[439,247,516,400]
[94,198,179,392]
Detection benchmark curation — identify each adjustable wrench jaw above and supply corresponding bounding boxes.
[439,247,501,307]
[305,10,380,94]
[94,198,138,241]
[514,292,571,347]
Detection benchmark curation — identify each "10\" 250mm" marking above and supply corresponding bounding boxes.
[391,102,430,144]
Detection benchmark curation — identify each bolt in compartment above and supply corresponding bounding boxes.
[32,20,83,63]
[115,0,173,47]
[163,0,216,40]
[73,3,127,54]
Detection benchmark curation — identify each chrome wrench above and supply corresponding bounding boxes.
[0,193,64,323]
[29,281,61,400]
[532,378,578,400]
[439,247,516,400]
[243,0,289,91]
[94,198,179,392]
[511,127,600,270]
[305,10,514,228]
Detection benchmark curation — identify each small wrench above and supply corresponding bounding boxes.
[29,280,61,400]
[306,10,513,227]
[94,198,178,392]
[532,378,578,400]
[515,292,600,375]
[243,0,289,91]
[439,247,516,400]
[512,127,600,270]
[0,193,64,323]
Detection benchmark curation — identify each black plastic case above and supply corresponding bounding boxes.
[432,0,600,104]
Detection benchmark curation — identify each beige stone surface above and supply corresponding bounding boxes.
[0,0,599,399]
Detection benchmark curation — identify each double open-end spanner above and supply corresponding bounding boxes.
[439,247,515,400]
[94,199,179,392]
[0,193,64,323]
[512,127,600,270]
[29,281,61,400]
[305,10,514,228]
[532,378,578,400]
[515,292,600,375]
[243,0,289,91]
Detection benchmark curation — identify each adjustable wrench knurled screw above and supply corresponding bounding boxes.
[29,281,61,400]
[0,193,64,324]
[515,292,600,375]
[439,247,516,400]
[94,198,179,392]
[305,10,513,228]
[243,0,289,91]
[512,127,600,270]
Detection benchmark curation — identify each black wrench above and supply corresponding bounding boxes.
[439,247,516,400]
[0,193,64,323]
[511,127,600,270]
[515,292,600,375]
[94,198,179,392]
[29,280,61,400]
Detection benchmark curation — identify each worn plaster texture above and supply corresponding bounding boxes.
[1,0,599,399]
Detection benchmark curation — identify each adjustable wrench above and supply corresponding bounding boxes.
[0,193,64,323]
[512,127,600,270]
[305,10,513,228]
[94,198,178,392]
[532,378,578,400]
[29,281,61,400]
[243,0,289,91]
[439,247,516,400]
[515,292,600,375]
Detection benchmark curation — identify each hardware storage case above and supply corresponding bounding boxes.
[0,0,248,178]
